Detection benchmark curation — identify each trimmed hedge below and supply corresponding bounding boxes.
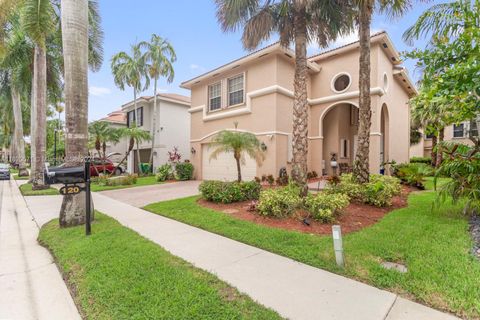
[410,156,432,164]
[176,162,194,181]
[199,180,261,204]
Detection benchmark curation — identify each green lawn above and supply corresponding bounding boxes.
[91,175,162,192]
[39,213,281,320]
[13,174,29,180]
[19,183,59,196]
[144,181,480,319]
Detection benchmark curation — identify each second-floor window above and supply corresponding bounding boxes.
[228,74,244,106]
[453,123,465,138]
[208,82,222,111]
[127,107,143,127]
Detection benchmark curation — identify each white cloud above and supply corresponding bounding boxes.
[89,86,112,97]
[190,64,206,72]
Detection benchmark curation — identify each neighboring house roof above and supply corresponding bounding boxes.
[99,109,126,125]
[121,93,191,110]
[181,31,416,96]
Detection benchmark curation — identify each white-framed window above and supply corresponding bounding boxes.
[453,123,465,138]
[331,72,352,93]
[228,74,244,106]
[340,138,349,159]
[208,82,222,111]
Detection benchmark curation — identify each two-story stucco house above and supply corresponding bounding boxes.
[120,93,191,173]
[181,31,416,181]
[411,119,479,158]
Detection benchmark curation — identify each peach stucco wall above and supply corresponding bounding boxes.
[189,42,412,180]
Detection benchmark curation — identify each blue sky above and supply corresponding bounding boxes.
[87,0,437,121]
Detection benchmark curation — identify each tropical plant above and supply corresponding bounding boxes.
[141,34,176,171]
[156,163,174,182]
[111,42,149,173]
[392,162,433,189]
[209,130,265,182]
[215,0,354,194]
[257,182,302,218]
[352,0,415,183]
[199,180,261,204]
[88,121,120,174]
[0,15,31,176]
[435,142,480,215]
[175,162,194,181]
[403,1,479,166]
[305,192,350,223]
[113,126,151,176]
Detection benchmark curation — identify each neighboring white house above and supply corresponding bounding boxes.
[97,109,128,163]
[121,93,191,173]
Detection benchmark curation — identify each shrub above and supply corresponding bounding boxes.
[257,183,302,218]
[156,164,174,182]
[105,174,138,186]
[266,174,275,186]
[305,192,350,223]
[393,162,434,189]
[276,175,289,186]
[199,180,261,204]
[175,162,194,181]
[307,171,318,179]
[327,173,401,207]
[410,156,432,165]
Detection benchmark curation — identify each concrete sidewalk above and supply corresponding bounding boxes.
[24,191,459,320]
[0,180,80,320]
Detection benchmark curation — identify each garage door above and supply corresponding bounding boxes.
[202,144,257,181]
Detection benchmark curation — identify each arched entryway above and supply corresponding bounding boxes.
[380,103,390,173]
[320,102,359,175]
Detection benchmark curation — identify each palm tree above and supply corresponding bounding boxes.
[112,126,151,176]
[21,0,56,189]
[209,130,264,182]
[88,121,121,174]
[0,15,31,176]
[352,0,414,184]
[111,43,149,173]
[215,0,353,194]
[58,0,89,227]
[141,34,176,171]
[403,0,476,45]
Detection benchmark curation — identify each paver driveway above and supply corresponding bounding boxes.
[98,180,201,207]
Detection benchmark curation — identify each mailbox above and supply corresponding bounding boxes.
[44,164,85,185]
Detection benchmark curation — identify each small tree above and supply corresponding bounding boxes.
[113,126,151,176]
[209,130,264,182]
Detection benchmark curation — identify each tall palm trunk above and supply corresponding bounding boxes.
[32,45,47,190]
[430,134,437,167]
[59,0,90,227]
[353,4,373,184]
[30,73,36,181]
[436,127,444,168]
[11,88,28,176]
[234,150,242,182]
[133,88,142,174]
[148,78,158,172]
[291,6,309,196]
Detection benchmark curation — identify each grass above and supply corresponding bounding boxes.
[13,174,29,180]
[39,213,281,320]
[144,179,480,319]
[19,183,59,196]
[90,175,162,192]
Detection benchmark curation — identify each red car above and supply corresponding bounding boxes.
[90,158,123,176]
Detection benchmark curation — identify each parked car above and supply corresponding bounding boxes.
[0,163,10,180]
[90,158,123,176]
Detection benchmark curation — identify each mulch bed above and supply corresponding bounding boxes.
[197,186,416,235]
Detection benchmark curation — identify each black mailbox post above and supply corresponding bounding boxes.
[44,158,93,236]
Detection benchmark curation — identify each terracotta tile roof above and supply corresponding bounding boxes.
[157,93,191,104]
[307,30,387,60]
[100,109,126,124]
